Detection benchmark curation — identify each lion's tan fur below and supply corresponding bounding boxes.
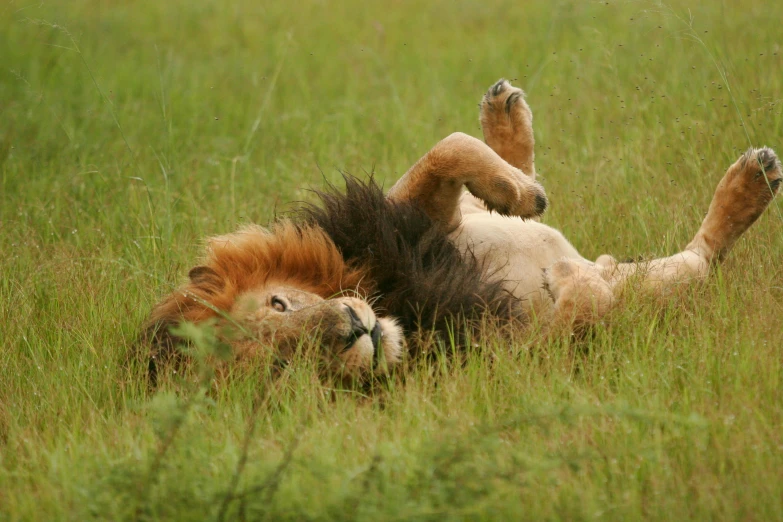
[143,78,781,379]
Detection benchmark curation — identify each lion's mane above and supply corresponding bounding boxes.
[301,175,522,355]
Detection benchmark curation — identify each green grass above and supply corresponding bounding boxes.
[2,0,782,519]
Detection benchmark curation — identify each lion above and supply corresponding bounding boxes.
[142,79,782,382]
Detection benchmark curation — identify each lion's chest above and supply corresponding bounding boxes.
[449,210,583,312]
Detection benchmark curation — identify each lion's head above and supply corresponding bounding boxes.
[143,222,404,379]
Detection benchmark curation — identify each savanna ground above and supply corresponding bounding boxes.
[1,0,782,520]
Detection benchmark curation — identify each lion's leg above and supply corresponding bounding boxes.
[479,79,536,179]
[546,147,782,330]
[387,132,547,229]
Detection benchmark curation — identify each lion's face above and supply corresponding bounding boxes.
[144,223,406,379]
[230,283,404,375]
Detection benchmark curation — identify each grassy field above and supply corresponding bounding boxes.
[2,0,782,519]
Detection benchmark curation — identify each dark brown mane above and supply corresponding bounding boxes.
[300,175,523,355]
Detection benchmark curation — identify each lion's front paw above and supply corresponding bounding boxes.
[465,168,548,218]
[482,79,528,120]
[480,79,536,176]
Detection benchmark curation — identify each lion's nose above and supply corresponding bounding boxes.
[344,305,369,350]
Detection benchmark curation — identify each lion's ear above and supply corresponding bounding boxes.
[188,266,224,295]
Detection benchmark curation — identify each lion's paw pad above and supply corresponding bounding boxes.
[741,147,783,194]
[482,79,528,117]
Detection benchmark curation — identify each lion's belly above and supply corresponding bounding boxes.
[450,212,584,314]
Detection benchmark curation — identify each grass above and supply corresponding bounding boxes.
[1,0,782,519]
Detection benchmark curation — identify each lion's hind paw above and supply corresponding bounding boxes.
[742,147,783,195]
